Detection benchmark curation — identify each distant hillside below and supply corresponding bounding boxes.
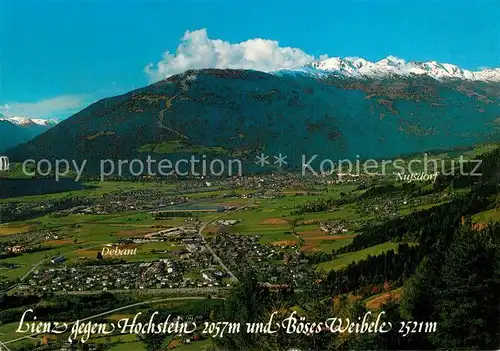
[6,68,500,172]
[0,117,58,152]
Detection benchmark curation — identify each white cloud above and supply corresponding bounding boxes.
[145,29,322,82]
[0,94,87,119]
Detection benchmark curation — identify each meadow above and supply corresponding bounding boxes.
[316,242,400,271]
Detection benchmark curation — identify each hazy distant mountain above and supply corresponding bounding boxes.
[6,58,500,172]
[0,116,59,152]
[1,116,60,127]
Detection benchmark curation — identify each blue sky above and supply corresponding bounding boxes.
[1,0,498,119]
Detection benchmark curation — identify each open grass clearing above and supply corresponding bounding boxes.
[316,242,400,272]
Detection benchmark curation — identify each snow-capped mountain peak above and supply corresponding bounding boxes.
[305,56,500,82]
[377,56,406,67]
[0,116,59,127]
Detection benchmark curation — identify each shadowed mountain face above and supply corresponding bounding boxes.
[0,119,56,153]
[6,69,500,170]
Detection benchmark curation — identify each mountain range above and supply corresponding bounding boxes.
[5,56,500,173]
[300,56,500,82]
[0,116,59,153]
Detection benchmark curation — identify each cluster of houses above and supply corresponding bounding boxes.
[20,224,232,293]
[226,173,324,191]
[27,263,172,292]
[320,220,349,235]
[215,219,240,226]
[210,233,309,286]
[0,230,59,256]
[25,255,227,293]
[54,192,192,216]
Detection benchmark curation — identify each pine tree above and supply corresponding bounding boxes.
[429,225,499,349]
